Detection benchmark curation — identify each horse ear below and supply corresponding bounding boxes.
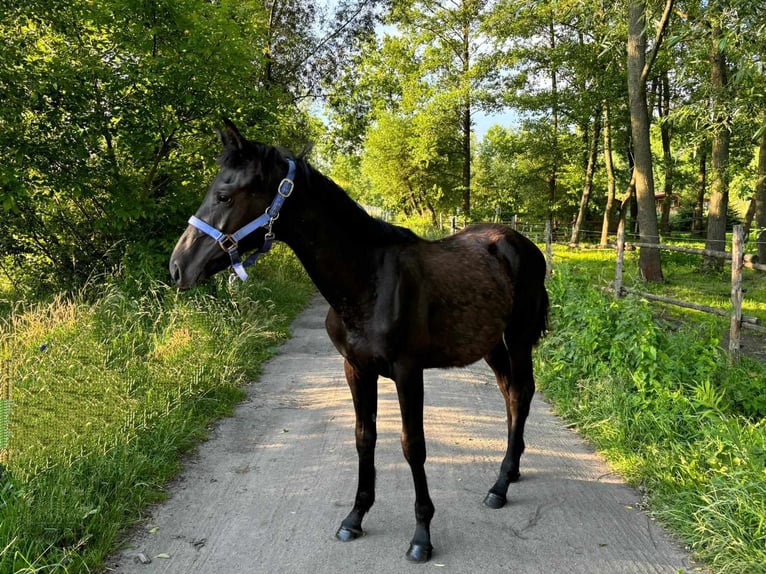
[218,118,246,150]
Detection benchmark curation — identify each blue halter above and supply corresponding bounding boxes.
[188,159,296,282]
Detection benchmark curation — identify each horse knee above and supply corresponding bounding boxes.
[401,433,426,466]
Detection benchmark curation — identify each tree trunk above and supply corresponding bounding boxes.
[627,0,663,280]
[600,103,617,246]
[460,18,471,216]
[547,15,559,224]
[703,132,730,268]
[570,111,602,245]
[692,141,707,236]
[461,99,471,216]
[658,71,673,235]
[755,115,766,262]
[703,26,731,271]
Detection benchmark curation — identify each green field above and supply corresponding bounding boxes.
[539,245,766,573]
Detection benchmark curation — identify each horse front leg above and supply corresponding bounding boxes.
[393,364,434,563]
[336,359,378,542]
[483,342,535,509]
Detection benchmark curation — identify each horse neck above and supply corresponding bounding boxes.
[279,167,415,312]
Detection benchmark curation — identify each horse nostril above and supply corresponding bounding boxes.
[170,260,182,285]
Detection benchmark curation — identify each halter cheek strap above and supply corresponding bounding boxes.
[188,159,296,281]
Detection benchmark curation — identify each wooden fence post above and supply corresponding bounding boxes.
[614,218,626,297]
[545,220,553,277]
[729,225,744,364]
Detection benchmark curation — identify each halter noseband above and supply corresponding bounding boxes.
[188,159,296,282]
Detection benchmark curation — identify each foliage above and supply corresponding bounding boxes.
[2,0,288,295]
[473,123,584,222]
[0,0,382,298]
[538,261,766,573]
[360,108,462,220]
[325,0,500,217]
[0,247,314,572]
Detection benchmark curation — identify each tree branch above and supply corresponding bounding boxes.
[294,0,374,71]
[640,0,674,86]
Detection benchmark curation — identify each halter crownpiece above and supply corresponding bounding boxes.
[188,158,296,281]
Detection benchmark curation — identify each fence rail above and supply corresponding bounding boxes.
[612,222,759,364]
[625,241,766,272]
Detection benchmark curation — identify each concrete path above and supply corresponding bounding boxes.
[109,296,699,574]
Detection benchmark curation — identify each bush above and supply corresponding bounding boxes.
[537,267,766,573]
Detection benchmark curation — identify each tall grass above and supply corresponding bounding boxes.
[537,264,766,573]
[0,246,314,573]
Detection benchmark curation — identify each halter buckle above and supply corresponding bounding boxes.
[278,178,294,198]
[218,235,238,253]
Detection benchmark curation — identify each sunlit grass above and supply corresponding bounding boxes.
[548,242,766,324]
[0,246,315,573]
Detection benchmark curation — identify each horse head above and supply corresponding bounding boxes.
[169,120,294,288]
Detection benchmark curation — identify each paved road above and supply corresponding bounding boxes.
[110,296,698,574]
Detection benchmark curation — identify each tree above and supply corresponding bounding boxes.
[473,123,582,223]
[360,108,462,220]
[702,16,732,270]
[326,0,498,216]
[0,0,383,293]
[626,0,673,281]
[755,118,766,262]
[569,110,602,244]
[487,0,565,223]
[600,104,619,245]
[387,0,498,216]
[655,70,674,235]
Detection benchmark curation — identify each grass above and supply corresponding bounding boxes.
[551,239,766,331]
[0,245,315,573]
[537,248,766,573]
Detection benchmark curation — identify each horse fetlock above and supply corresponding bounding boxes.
[355,491,375,512]
[414,499,435,522]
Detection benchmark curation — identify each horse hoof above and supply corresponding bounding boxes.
[335,526,364,542]
[483,492,507,509]
[405,543,433,563]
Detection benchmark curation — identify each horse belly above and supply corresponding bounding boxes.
[423,304,508,368]
[419,253,513,368]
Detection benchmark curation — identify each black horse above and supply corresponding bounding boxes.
[170,121,549,563]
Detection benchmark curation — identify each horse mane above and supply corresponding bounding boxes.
[301,159,419,247]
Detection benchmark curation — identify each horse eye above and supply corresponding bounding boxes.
[216,193,232,205]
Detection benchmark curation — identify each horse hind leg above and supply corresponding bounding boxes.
[483,338,535,509]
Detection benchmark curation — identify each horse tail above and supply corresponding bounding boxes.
[505,231,549,347]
